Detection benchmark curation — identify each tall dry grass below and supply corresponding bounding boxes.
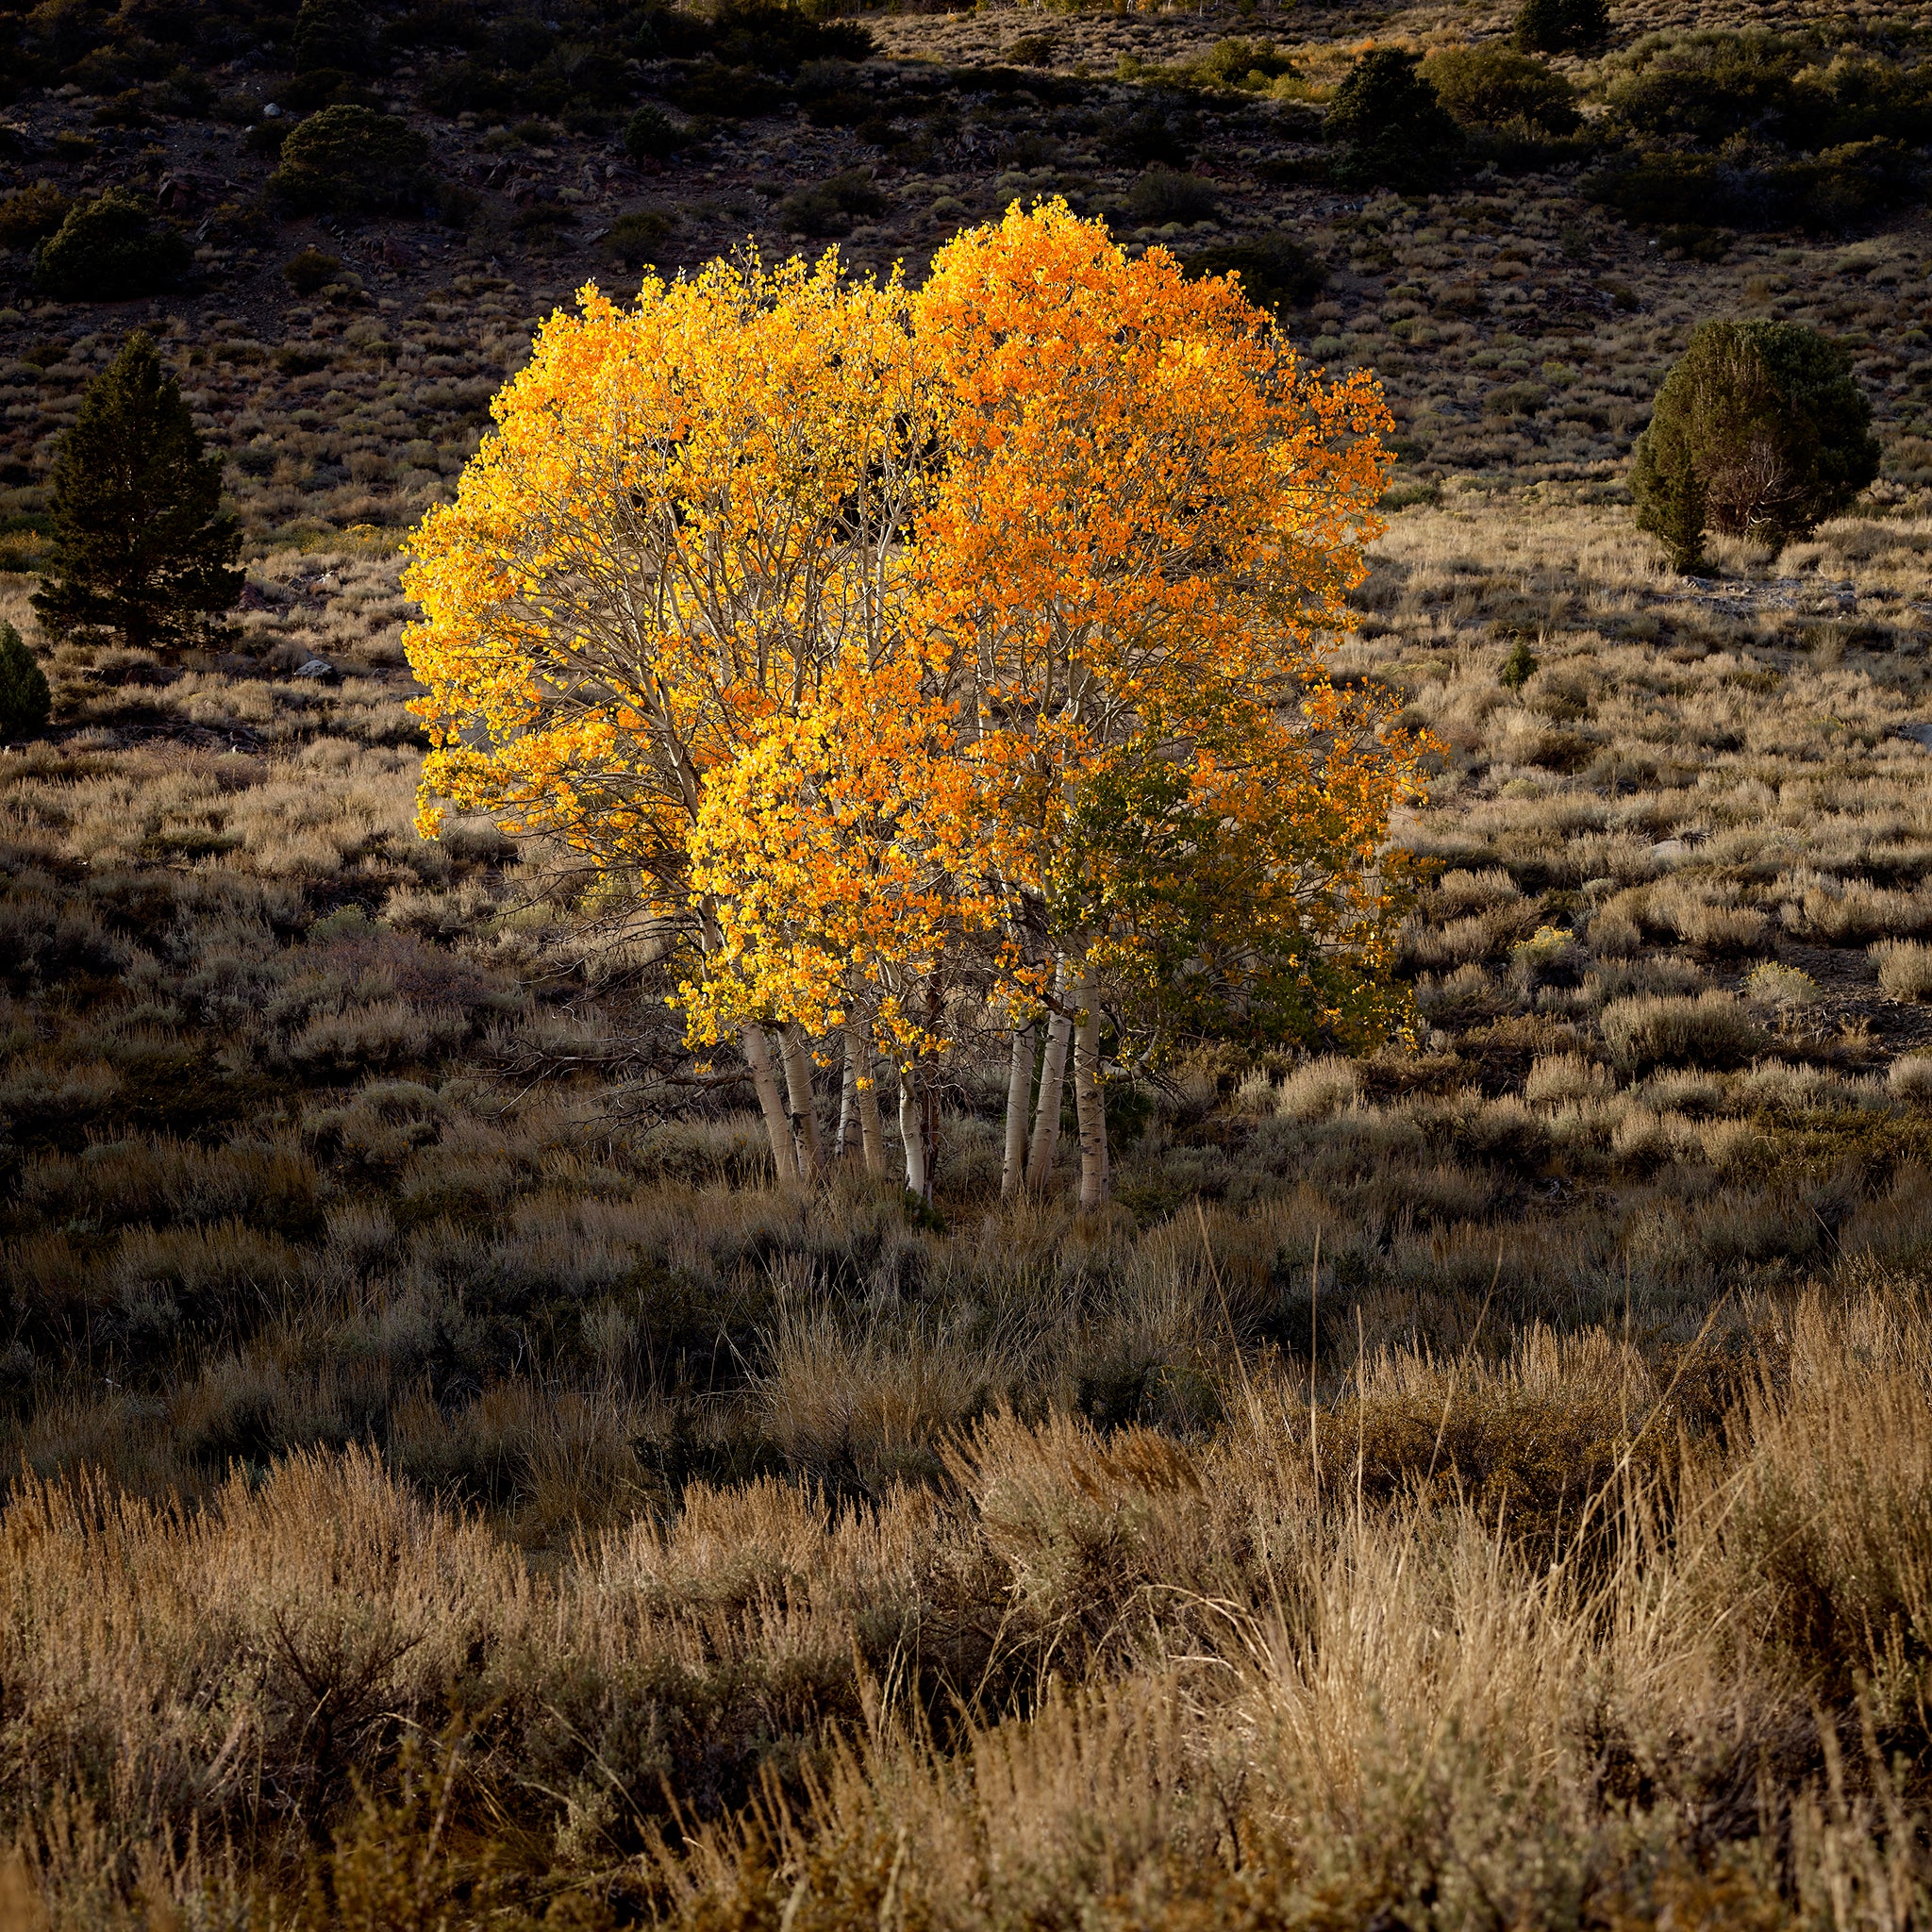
[4,1285,1932,1927]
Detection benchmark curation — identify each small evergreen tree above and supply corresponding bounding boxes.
[0,623,51,741]
[1499,638,1540,690]
[625,105,691,163]
[1325,50,1464,190]
[31,331,242,653]
[1514,0,1608,53]
[1632,318,1879,573]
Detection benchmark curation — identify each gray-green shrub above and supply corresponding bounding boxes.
[271,104,432,213]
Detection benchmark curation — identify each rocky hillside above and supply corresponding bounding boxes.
[0,0,1927,570]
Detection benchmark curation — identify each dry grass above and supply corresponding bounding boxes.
[1,1290,1931,1926]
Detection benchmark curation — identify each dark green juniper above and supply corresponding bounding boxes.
[1632,318,1878,573]
[1324,49,1465,191]
[32,331,242,654]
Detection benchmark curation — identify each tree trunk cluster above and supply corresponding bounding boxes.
[736,958,1110,1210]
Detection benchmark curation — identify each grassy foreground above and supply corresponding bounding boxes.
[7,1287,1932,1926]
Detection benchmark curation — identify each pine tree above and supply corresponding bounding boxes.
[31,331,242,653]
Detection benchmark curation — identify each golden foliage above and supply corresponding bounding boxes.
[406,206,1429,1181]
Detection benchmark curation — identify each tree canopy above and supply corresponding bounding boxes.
[405,203,1428,1205]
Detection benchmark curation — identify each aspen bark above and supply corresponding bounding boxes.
[1001,1020,1038,1201]
[780,1024,824,1177]
[898,1062,931,1201]
[1072,964,1108,1212]
[835,1031,856,1159]
[741,1024,798,1184]
[847,1022,887,1176]
[1026,962,1073,1191]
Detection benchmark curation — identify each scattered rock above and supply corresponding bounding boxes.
[293,657,336,680]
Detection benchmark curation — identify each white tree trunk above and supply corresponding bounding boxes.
[1001,1020,1037,1201]
[847,1022,887,1176]
[1026,964,1073,1191]
[741,1025,797,1184]
[835,1030,856,1159]
[897,1062,931,1201]
[780,1024,824,1177]
[1072,964,1108,1212]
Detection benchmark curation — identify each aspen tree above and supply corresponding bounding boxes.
[409,210,1422,1209]
[911,202,1399,1201]
[403,254,933,1180]
[681,651,984,1200]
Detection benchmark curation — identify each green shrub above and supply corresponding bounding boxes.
[418,182,474,232]
[1485,380,1551,417]
[1423,46,1579,133]
[1773,139,1923,232]
[1135,36,1299,92]
[796,58,873,127]
[1125,166,1220,224]
[1177,232,1326,313]
[281,247,344,295]
[92,88,153,130]
[421,58,525,118]
[32,190,189,301]
[1324,50,1463,190]
[710,0,874,72]
[0,624,51,741]
[1604,31,1932,150]
[559,48,630,108]
[670,62,786,119]
[1631,319,1879,571]
[271,105,432,214]
[1100,101,1200,169]
[294,0,374,74]
[1193,35,1298,89]
[1607,31,1806,143]
[1589,138,1920,238]
[774,168,884,237]
[0,181,73,249]
[625,105,693,161]
[1499,639,1540,691]
[1513,0,1607,54]
[603,209,673,267]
